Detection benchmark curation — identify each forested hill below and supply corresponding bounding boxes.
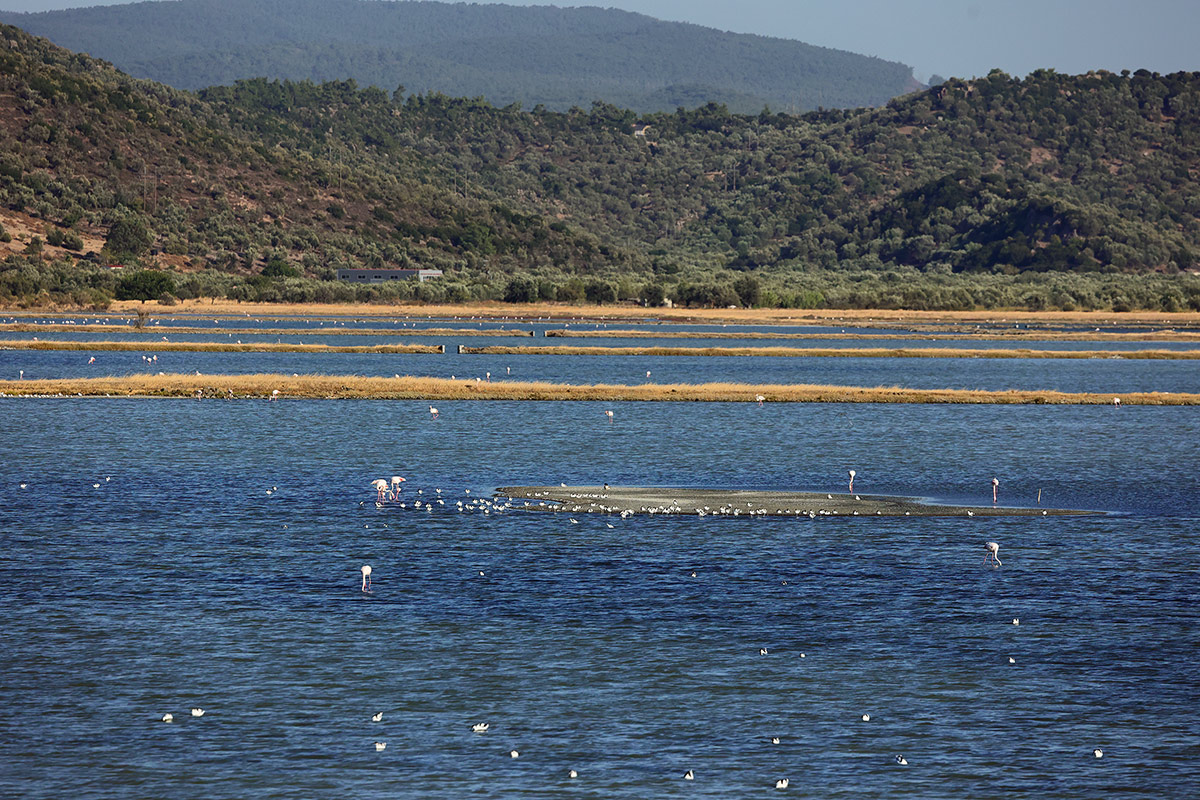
[0,0,918,114]
[3,24,1200,311]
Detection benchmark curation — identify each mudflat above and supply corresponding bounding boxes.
[497,486,1095,517]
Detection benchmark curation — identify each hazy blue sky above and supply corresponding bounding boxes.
[1,0,1197,82]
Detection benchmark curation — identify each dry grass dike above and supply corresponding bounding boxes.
[19,299,1197,329]
[457,344,1200,360]
[1,373,1196,404]
[0,340,444,354]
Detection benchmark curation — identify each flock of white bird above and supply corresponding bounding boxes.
[343,476,1108,785]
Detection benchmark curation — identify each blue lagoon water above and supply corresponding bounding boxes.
[1,397,1198,798]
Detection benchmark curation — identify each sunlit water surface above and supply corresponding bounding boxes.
[1,398,1198,799]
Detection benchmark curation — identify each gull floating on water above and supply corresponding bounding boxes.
[861,714,871,721]
[161,713,173,723]
[471,722,489,732]
[683,770,694,780]
[1093,748,1104,758]
[509,750,520,758]
[896,755,908,765]
[568,769,578,778]
[372,712,383,722]
[775,778,789,788]
[190,708,204,717]
[375,742,386,751]
[1013,618,1020,625]
[771,737,780,745]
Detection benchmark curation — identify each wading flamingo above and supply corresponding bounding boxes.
[992,477,999,506]
[371,479,388,501]
[361,564,372,592]
[985,541,1002,566]
[848,470,856,493]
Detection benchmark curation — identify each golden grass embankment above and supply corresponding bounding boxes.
[544,328,1200,342]
[0,340,444,354]
[0,323,534,337]
[86,299,1200,329]
[459,345,1200,360]
[2,373,1197,404]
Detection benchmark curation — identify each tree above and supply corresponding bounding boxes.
[262,256,301,278]
[116,270,176,302]
[733,275,761,307]
[105,215,152,261]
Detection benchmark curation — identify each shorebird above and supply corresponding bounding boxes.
[361,564,372,592]
[985,541,1002,566]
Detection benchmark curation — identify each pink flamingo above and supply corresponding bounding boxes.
[371,479,388,501]
[848,470,856,493]
[361,564,372,592]
[984,542,1002,566]
[390,476,406,499]
[992,477,999,506]
[604,410,614,421]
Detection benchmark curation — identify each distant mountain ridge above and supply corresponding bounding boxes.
[0,0,919,113]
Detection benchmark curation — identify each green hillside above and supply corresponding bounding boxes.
[0,0,917,114]
[1,25,1199,311]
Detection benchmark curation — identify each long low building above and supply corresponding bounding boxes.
[337,268,443,283]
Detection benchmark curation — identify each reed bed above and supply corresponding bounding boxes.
[0,324,534,337]
[459,344,1200,360]
[544,328,1200,342]
[2,373,1196,404]
[0,340,443,354]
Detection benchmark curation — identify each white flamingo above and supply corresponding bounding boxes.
[371,479,388,501]
[361,564,373,592]
[992,477,1000,506]
[848,470,856,493]
[604,410,614,421]
[390,475,406,499]
[429,405,438,419]
[985,541,1002,566]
